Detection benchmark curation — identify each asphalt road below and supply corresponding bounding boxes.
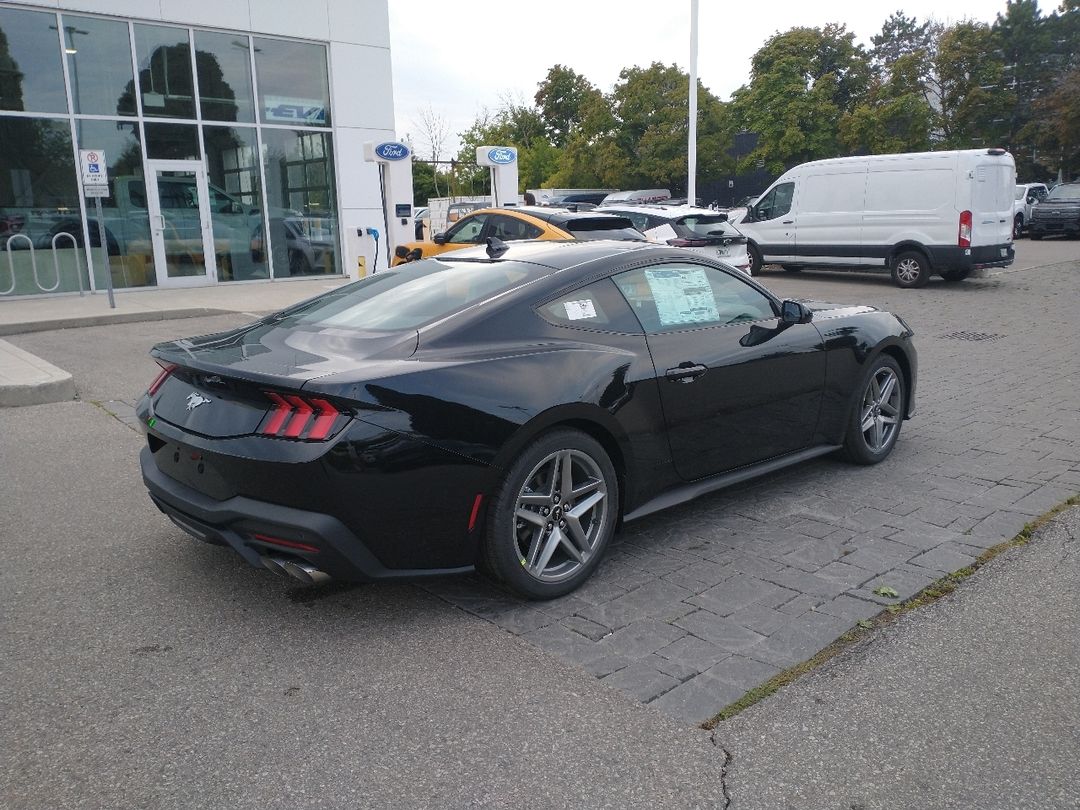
[716,504,1080,810]
[0,400,727,809]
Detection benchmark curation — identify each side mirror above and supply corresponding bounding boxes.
[432,232,447,245]
[781,300,812,325]
[1027,195,1037,204]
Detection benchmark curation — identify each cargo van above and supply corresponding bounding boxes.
[735,149,1016,287]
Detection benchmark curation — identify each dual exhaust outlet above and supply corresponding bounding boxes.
[261,555,331,586]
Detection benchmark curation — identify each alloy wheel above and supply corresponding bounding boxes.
[513,449,609,583]
[859,367,902,452]
[894,257,922,285]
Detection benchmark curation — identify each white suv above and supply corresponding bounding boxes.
[599,204,752,274]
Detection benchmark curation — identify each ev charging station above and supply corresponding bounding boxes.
[362,140,415,272]
[476,146,519,207]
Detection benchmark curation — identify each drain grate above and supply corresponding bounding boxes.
[941,331,1005,342]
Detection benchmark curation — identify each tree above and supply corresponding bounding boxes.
[453,100,559,193]
[932,21,1013,148]
[730,24,871,172]
[534,65,604,148]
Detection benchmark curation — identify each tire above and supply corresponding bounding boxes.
[747,242,763,275]
[891,250,930,289]
[841,355,905,465]
[1013,214,1024,240]
[940,268,971,282]
[483,428,618,600]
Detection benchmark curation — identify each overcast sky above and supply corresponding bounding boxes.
[388,0,1013,158]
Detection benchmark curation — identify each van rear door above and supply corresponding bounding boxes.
[970,156,1016,247]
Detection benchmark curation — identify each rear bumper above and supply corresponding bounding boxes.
[926,244,1014,271]
[141,447,475,582]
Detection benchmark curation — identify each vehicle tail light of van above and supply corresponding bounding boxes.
[958,210,972,248]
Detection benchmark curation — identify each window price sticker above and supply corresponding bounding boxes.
[563,299,597,320]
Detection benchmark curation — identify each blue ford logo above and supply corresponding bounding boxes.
[375,142,410,161]
[487,147,516,165]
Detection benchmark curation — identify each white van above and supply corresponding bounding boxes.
[736,149,1016,287]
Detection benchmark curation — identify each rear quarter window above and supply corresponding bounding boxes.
[537,279,643,334]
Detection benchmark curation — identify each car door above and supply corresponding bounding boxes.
[613,260,825,480]
[746,182,796,263]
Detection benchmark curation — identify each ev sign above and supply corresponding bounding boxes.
[79,149,109,197]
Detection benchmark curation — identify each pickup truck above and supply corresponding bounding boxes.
[1013,182,1049,238]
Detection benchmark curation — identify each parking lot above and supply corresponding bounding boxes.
[2,238,1078,806]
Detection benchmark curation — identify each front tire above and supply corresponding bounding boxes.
[891,250,930,288]
[483,429,618,600]
[1013,214,1024,240]
[842,356,905,465]
[747,242,763,275]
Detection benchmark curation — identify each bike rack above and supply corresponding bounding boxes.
[50,232,83,295]
[2,233,33,296]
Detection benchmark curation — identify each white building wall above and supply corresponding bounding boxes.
[5,0,398,278]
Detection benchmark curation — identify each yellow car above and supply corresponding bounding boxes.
[391,206,642,266]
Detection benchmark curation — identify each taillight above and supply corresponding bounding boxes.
[668,238,710,247]
[260,391,344,441]
[958,210,972,248]
[147,361,176,395]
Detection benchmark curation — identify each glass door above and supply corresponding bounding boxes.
[145,159,217,287]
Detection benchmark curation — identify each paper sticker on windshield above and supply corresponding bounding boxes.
[563,299,598,320]
[644,267,719,327]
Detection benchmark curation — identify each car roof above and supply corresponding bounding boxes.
[437,238,676,270]
[469,206,637,228]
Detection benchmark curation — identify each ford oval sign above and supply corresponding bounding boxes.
[374,142,410,161]
[487,147,516,165]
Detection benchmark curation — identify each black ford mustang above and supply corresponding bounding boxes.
[138,239,917,599]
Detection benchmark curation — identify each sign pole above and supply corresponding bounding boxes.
[93,196,114,309]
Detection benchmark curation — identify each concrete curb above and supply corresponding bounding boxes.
[0,307,232,337]
[0,339,75,407]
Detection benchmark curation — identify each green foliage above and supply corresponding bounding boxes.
[933,21,1014,149]
[534,65,604,148]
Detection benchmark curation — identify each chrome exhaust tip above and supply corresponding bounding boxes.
[281,559,331,586]
[261,556,290,577]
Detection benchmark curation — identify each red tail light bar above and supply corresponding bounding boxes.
[260,392,344,441]
[667,237,710,248]
[147,361,177,395]
[958,210,972,248]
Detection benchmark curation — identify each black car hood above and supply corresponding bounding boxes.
[152,320,419,387]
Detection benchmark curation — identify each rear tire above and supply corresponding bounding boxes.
[483,429,618,600]
[891,250,930,288]
[842,355,905,465]
[747,242,763,275]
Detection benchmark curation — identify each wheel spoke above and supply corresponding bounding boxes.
[878,374,897,406]
[571,478,602,500]
[880,414,898,426]
[567,490,604,519]
[563,514,591,554]
[870,375,882,401]
[515,508,546,528]
[860,409,875,434]
[559,451,575,499]
[530,527,563,575]
[559,530,585,563]
[871,417,883,449]
[519,493,551,507]
[880,400,899,417]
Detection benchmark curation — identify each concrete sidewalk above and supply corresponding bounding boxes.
[0,277,349,406]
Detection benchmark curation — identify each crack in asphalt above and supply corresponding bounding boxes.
[709,729,733,809]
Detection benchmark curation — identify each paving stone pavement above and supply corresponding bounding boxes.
[419,261,1080,726]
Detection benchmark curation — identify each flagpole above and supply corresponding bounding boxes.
[688,0,699,206]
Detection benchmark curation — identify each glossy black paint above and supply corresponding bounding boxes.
[138,240,917,581]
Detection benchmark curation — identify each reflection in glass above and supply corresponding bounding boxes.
[133,24,195,119]
[261,129,338,277]
[74,118,154,290]
[63,15,136,116]
[0,7,67,113]
[253,37,330,127]
[204,126,266,280]
[152,168,207,280]
[144,122,199,159]
[195,31,254,123]
[0,116,89,296]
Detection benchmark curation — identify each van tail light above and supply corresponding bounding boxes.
[958,210,972,248]
[260,392,344,441]
[147,361,177,395]
[668,238,710,248]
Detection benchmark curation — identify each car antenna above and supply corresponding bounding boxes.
[486,236,509,258]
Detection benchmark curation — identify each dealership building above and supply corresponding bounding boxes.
[0,0,398,300]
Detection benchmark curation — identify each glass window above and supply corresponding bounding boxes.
[204,125,266,280]
[489,214,542,241]
[134,24,195,119]
[0,116,90,296]
[675,214,740,238]
[74,118,154,290]
[253,37,330,127]
[261,129,337,276]
[446,213,488,243]
[562,217,642,241]
[63,15,136,116]
[144,122,199,159]
[755,183,794,221]
[614,263,776,334]
[538,280,642,333]
[0,7,67,113]
[195,31,254,123]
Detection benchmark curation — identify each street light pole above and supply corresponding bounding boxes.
[687,0,699,207]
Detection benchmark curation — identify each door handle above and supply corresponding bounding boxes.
[153,214,165,230]
[665,363,708,383]
[782,219,794,224]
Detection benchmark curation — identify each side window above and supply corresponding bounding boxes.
[613,210,649,231]
[613,263,776,334]
[446,213,489,244]
[755,182,794,221]
[489,215,542,241]
[538,279,643,334]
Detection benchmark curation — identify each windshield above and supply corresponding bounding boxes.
[563,217,644,241]
[279,259,537,331]
[1015,186,1026,200]
[1047,184,1080,200]
[676,215,740,238]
